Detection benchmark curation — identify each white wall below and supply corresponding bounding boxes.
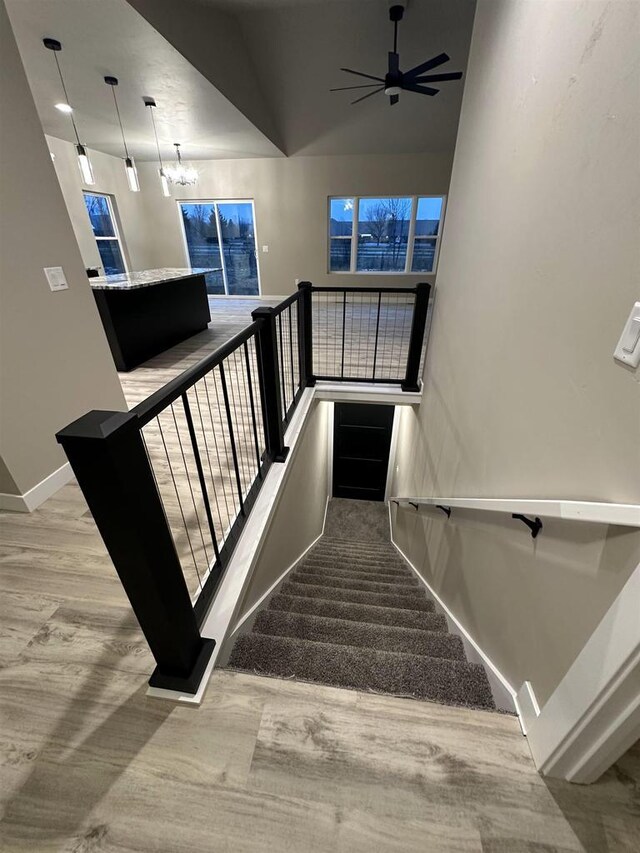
[136,153,453,295]
[50,135,453,294]
[390,0,640,706]
[48,135,154,274]
[237,400,330,619]
[0,1,126,498]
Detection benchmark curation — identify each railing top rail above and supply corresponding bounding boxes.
[269,290,301,316]
[311,285,418,294]
[391,496,640,528]
[132,320,262,426]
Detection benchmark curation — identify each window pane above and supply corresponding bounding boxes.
[411,238,438,273]
[217,202,259,295]
[415,196,443,237]
[96,240,126,276]
[180,203,224,294]
[329,198,354,237]
[356,197,411,272]
[84,193,115,237]
[330,238,351,272]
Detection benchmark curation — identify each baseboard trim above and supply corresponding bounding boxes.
[231,495,331,636]
[525,562,640,783]
[516,681,541,735]
[0,462,73,512]
[388,507,519,716]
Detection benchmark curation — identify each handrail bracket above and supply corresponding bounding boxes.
[512,513,543,538]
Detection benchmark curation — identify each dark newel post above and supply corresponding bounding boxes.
[251,308,290,462]
[297,281,315,387]
[402,281,431,392]
[56,410,215,693]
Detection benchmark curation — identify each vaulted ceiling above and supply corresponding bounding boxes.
[7,0,476,161]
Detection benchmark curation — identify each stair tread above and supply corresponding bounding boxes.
[281,580,432,611]
[254,610,465,660]
[304,556,408,572]
[228,633,495,711]
[270,593,442,630]
[290,572,419,595]
[297,563,413,582]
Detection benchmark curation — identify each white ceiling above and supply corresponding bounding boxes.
[5,0,283,161]
[7,0,476,161]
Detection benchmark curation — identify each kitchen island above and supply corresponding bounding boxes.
[90,268,213,371]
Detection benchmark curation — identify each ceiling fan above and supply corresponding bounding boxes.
[331,3,463,106]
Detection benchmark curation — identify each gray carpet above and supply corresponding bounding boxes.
[227,501,495,711]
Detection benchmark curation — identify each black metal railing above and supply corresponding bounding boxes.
[132,324,269,624]
[302,281,430,391]
[269,293,304,430]
[56,281,430,694]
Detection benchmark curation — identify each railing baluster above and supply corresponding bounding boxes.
[372,291,382,380]
[219,361,245,515]
[341,291,347,378]
[181,391,221,564]
[277,311,287,419]
[288,306,296,402]
[244,340,263,474]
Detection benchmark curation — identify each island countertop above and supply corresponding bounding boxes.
[89,267,219,290]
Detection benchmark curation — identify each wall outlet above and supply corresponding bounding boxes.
[44,266,68,292]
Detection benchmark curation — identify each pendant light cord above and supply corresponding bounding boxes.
[148,106,164,170]
[110,86,130,159]
[52,51,82,145]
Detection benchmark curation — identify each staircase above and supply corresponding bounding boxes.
[227,501,495,711]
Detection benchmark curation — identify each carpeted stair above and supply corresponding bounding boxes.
[227,516,495,711]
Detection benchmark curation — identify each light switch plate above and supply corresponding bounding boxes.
[614,301,640,368]
[262,245,269,253]
[44,266,68,292]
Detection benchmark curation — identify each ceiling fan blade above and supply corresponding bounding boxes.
[390,94,399,106]
[413,71,463,84]
[351,86,384,105]
[404,52,450,79]
[401,82,439,96]
[340,67,384,83]
[330,84,385,91]
[388,51,399,74]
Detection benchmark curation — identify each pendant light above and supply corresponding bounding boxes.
[143,96,170,197]
[43,37,95,185]
[165,143,198,187]
[104,76,139,192]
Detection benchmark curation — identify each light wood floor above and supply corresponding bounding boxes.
[1,482,639,851]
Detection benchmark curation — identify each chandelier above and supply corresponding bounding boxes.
[165,143,198,186]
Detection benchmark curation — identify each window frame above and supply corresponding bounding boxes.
[83,191,128,275]
[177,198,262,296]
[327,194,447,276]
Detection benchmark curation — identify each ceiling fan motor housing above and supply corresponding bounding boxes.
[384,74,403,96]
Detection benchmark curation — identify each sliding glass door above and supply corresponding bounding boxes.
[179,200,259,295]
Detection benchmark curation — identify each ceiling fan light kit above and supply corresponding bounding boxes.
[331,3,463,106]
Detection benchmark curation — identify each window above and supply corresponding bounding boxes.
[328,195,446,275]
[83,192,127,276]
[179,200,260,295]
